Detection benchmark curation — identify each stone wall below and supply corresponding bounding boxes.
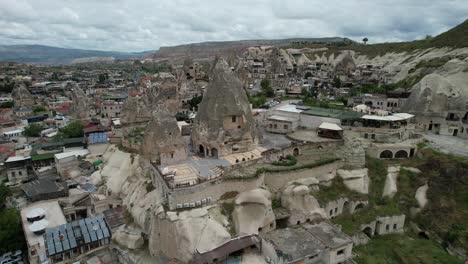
[324,198,368,219]
[360,214,406,237]
[264,161,343,193]
[166,174,264,210]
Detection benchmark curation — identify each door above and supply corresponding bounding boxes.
[453,129,458,136]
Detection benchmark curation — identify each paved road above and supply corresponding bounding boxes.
[422,132,468,157]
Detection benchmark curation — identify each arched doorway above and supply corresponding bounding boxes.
[199,145,205,156]
[379,150,393,159]
[293,148,299,156]
[343,201,351,214]
[211,148,218,158]
[363,227,373,238]
[394,150,408,158]
[354,202,365,212]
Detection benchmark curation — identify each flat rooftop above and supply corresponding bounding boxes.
[262,222,352,261]
[288,129,341,143]
[20,201,67,258]
[302,107,363,120]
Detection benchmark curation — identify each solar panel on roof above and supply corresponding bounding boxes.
[97,229,103,240]
[74,227,81,237]
[62,239,70,251]
[69,238,77,248]
[84,233,90,244]
[54,242,63,254]
[47,242,55,256]
[102,228,110,238]
[90,231,97,242]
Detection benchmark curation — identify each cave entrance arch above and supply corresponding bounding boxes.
[379,150,393,159]
[293,148,300,156]
[343,201,351,214]
[363,227,373,238]
[394,150,408,158]
[199,145,205,157]
[211,148,218,159]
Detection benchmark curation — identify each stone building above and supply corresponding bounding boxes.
[141,105,187,165]
[192,59,257,158]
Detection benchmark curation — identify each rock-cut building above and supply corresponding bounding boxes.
[141,104,187,165]
[192,59,257,158]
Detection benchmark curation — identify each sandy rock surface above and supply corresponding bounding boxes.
[383,166,400,198]
[233,189,275,235]
[337,168,369,194]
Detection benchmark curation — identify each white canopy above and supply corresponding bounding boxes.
[26,208,46,219]
[29,219,49,233]
[319,122,343,131]
[361,113,414,122]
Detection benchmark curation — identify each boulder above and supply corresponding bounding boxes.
[337,168,369,194]
[232,189,275,235]
[113,226,145,250]
[281,184,326,225]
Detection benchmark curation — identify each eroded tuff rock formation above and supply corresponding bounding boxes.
[66,82,92,120]
[192,59,257,157]
[403,73,468,115]
[11,81,35,108]
[141,104,187,165]
[121,72,181,152]
[121,72,180,125]
[281,184,326,225]
[232,188,275,235]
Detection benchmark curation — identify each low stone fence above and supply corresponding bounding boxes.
[264,160,343,193]
[166,174,264,210]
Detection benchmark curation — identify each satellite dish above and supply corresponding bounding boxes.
[29,219,49,234]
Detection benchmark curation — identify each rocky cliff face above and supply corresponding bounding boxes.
[11,81,35,108]
[141,104,187,165]
[401,57,468,116]
[66,82,92,120]
[192,59,257,156]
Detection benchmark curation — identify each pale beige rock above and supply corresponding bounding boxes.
[281,184,326,225]
[415,183,429,209]
[113,226,145,250]
[383,166,400,198]
[149,207,231,263]
[337,168,369,194]
[232,189,275,235]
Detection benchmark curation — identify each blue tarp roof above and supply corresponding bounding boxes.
[88,132,108,144]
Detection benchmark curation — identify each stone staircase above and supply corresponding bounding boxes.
[210,166,224,178]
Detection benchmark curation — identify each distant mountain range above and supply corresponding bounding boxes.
[0,44,155,65]
[149,37,355,62]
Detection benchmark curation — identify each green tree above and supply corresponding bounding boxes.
[248,95,267,108]
[260,79,274,97]
[24,123,44,137]
[0,208,25,253]
[32,106,47,113]
[333,76,342,88]
[0,101,14,108]
[56,121,84,139]
[98,73,109,83]
[0,184,11,209]
[187,95,203,111]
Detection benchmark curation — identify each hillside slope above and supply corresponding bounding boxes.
[0,44,154,65]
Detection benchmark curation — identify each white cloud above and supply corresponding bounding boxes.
[0,0,466,51]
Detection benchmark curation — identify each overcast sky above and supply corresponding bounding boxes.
[0,0,467,52]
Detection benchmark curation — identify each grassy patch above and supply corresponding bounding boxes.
[333,200,401,234]
[272,155,297,166]
[354,234,463,264]
[313,177,366,205]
